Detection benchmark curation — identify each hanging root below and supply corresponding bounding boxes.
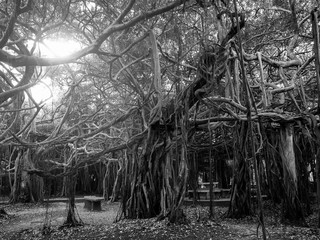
[168,208,188,224]
[42,199,53,235]
[59,203,84,229]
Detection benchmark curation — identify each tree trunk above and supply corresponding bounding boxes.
[60,149,68,197]
[110,159,122,202]
[209,131,215,218]
[122,14,244,220]
[23,149,44,202]
[263,127,283,203]
[126,128,163,218]
[30,174,44,202]
[294,135,312,215]
[312,9,320,227]
[279,124,305,224]
[96,162,104,194]
[83,163,91,194]
[188,152,198,205]
[316,147,320,227]
[62,151,82,228]
[103,161,111,200]
[9,149,36,203]
[9,150,23,203]
[167,112,188,223]
[227,122,252,218]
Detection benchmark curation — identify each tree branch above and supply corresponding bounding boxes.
[0,0,21,48]
[0,0,189,67]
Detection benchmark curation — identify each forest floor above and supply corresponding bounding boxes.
[0,198,320,240]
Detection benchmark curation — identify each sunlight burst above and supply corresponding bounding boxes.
[30,78,53,103]
[41,39,81,58]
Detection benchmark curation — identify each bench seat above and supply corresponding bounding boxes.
[83,196,104,211]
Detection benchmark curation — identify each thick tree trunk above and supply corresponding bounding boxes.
[96,162,104,194]
[9,150,23,203]
[62,152,82,228]
[29,174,44,202]
[279,124,305,224]
[103,161,111,200]
[264,127,283,203]
[110,159,122,202]
[60,150,68,197]
[294,136,312,215]
[123,14,244,221]
[188,152,198,205]
[24,149,44,202]
[126,128,164,218]
[167,112,188,223]
[83,163,91,193]
[9,149,45,203]
[311,7,320,228]
[227,122,252,218]
[125,123,188,223]
[316,148,320,227]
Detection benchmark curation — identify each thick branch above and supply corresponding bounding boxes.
[243,51,302,68]
[0,82,35,103]
[206,97,247,112]
[114,0,136,24]
[0,0,21,48]
[0,45,97,67]
[0,0,189,67]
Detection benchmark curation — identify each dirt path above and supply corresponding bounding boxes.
[0,201,120,237]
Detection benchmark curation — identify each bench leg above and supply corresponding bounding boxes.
[92,201,102,211]
[84,200,91,210]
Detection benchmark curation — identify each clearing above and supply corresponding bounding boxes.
[0,199,319,240]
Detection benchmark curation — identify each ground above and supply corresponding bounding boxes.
[0,199,320,240]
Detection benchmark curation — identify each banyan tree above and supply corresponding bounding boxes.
[1,0,320,229]
[121,4,246,221]
[119,0,320,225]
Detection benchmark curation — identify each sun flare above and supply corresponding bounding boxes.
[30,78,53,103]
[30,38,81,102]
[41,38,81,58]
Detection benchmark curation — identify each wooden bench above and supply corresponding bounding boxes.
[84,196,104,211]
